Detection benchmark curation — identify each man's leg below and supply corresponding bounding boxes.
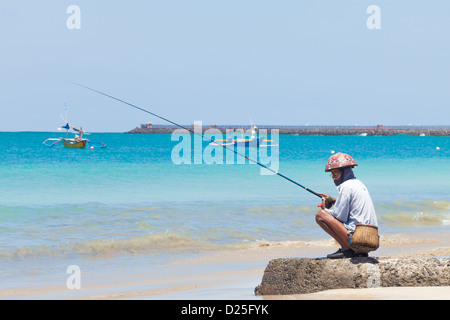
[315,209,351,250]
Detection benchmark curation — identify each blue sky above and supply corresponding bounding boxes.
[1,1,449,132]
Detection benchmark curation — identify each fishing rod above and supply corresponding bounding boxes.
[68,81,332,205]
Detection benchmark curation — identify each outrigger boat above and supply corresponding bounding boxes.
[43,123,106,149]
[209,126,273,147]
[209,111,278,148]
[43,107,107,149]
[43,124,84,148]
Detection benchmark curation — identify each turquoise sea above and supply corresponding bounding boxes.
[0,132,449,294]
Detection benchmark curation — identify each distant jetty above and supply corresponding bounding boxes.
[127,123,450,136]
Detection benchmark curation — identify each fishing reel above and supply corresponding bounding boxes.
[324,197,336,209]
[317,195,336,209]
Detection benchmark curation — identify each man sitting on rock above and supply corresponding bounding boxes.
[315,152,378,259]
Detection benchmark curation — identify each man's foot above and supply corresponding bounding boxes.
[326,248,342,259]
[327,248,368,259]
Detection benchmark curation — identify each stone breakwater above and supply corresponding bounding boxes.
[127,127,450,136]
[254,257,450,295]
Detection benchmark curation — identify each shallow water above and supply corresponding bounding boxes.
[0,132,448,292]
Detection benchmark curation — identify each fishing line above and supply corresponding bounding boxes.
[68,81,324,200]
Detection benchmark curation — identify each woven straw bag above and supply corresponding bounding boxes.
[349,224,379,253]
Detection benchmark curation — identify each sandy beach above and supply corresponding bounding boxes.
[1,231,449,300]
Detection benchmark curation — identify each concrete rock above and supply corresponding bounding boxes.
[254,257,450,295]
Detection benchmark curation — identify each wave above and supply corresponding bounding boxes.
[0,231,215,260]
[376,200,450,227]
[2,228,449,261]
[1,199,448,261]
[0,232,338,260]
[69,231,213,257]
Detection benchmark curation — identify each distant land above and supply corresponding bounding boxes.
[127,123,450,136]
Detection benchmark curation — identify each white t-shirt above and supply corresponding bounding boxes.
[326,179,378,230]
